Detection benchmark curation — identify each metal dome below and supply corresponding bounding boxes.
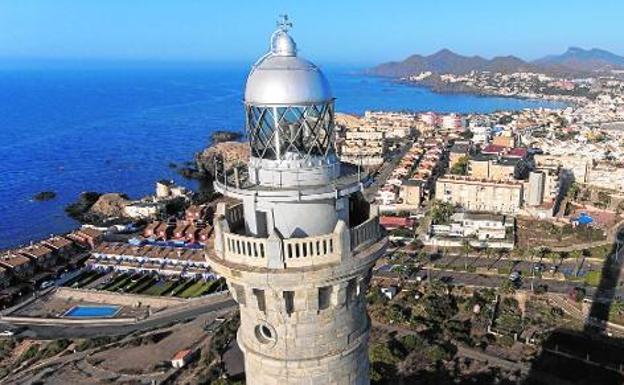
[244,20,332,105]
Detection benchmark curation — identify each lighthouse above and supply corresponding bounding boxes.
[207,15,387,385]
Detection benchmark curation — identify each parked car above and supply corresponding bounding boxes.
[39,280,55,290]
[509,271,521,282]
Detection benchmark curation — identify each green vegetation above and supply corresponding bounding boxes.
[388,227,414,238]
[75,336,118,352]
[584,270,602,286]
[449,155,469,175]
[177,280,212,298]
[430,200,454,224]
[16,344,40,366]
[142,280,177,296]
[39,339,71,359]
[0,339,16,360]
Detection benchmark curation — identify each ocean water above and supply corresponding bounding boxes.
[0,63,564,250]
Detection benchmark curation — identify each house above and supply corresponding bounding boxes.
[0,253,35,279]
[67,227,104,249]
[42,236,75,258]
[425,211,515,249]
[185,224,198,243]
[123,200,164,220]
[143,222,160,238]
[173,222,189,240]
[185,205,208,221]
[399,180,425,206]
[379,216,413,230]
[155,222,173,240]
[171,349,195,368]
[380,286,398,300]
[197,226,212,243]
[19,244,56,269]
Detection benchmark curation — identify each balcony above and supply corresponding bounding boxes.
[212,203,385,270]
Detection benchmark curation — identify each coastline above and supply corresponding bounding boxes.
[0,68,572,250]
[388,76,576,108]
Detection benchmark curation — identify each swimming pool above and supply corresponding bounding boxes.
[63,305,120,318]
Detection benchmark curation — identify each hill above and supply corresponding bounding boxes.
[368,47,624,77]
[533,47,624,72]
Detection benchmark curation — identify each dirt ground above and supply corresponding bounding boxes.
[91,314,210,375]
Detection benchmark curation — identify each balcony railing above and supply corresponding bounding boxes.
[213,204,384,269]
[350,216,382,251]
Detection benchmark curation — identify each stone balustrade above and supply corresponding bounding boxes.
[350,216,382,251]
[213,203,383,270]
[222,232,270,268]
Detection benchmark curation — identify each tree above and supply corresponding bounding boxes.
[430,200,454,224]
[450,156,470,175]
[566,182,580,201]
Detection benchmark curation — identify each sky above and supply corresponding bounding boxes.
[1,0,624,66]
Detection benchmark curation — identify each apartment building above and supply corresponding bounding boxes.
[435,176,524,214]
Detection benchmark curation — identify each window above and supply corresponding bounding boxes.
[253,288,266,312]
[247,103,335,160]
[318,286,333,310]
[283,291,295,316]
[255,323,276,345]
[346,279,357,305]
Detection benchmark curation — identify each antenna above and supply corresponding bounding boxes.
[277,14,292,32]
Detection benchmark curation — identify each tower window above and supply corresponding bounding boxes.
[232,284,246,305]
[318,286,333,310]
[253,288,266,312]
[346,279,357,305]
[254,322,276,345]
[283,291,295,316]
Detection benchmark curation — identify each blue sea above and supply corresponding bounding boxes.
[0,62,565,250]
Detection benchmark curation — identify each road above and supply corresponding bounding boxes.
[1,297,236,340]
[363,139,415,202]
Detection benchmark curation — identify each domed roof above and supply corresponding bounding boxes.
[244,20,332,105]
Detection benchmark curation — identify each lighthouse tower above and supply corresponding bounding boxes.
[207,16,387,385]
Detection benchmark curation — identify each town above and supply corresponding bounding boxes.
[2,37,624,385]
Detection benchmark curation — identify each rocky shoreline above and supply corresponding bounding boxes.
[177,130,249,182]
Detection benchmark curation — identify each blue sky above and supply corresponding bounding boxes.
[1,0,623,65]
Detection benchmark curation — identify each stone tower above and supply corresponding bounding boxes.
[207,16,387,385]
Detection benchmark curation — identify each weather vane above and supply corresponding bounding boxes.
[277,14,292,32]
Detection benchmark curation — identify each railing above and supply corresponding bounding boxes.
[282,233,339,267]
[222,232,268,267]
[350,216,382,251]
[214,213,384,269]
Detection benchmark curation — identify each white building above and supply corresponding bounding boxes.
[425,212,514,249]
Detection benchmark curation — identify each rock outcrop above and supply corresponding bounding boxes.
[88,193,130,218]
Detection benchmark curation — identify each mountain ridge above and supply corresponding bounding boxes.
[368,47,624,77]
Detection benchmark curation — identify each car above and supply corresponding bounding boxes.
[39,280,55,290]
[509,271,521,282]
[0,327,23,337]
